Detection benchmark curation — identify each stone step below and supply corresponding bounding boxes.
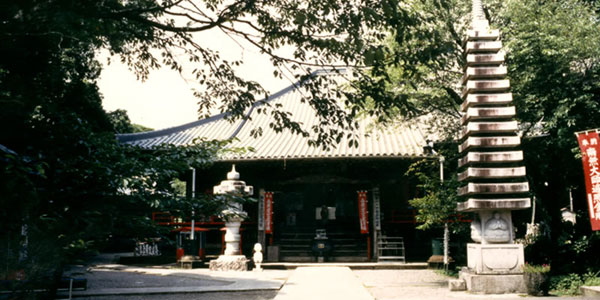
[465,41,502,53]
[459,136,521,152]
[462,66,507,83]
[457,182,530,196]
[461,121,518,137]
[458,166,526,181]
[466,52,505,66]
[461,93,513,111]
[457,197,531,212]
[466,29,500,40]
[458,151,523,167]
[462,79,510,97]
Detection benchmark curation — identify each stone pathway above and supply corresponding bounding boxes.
[273,267,373,300]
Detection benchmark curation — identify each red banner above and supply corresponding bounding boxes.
[358,191,369,234]
[265,192,273,234]
[577,131,600,231]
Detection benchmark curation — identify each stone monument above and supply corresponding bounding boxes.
[209,165,253,271]
[453,0,531,293]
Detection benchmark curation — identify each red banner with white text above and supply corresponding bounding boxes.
[358,191,369,234]
[577,130,600,231]
[265,192,273,234]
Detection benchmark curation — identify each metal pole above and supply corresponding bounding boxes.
[68,278,73,300]
[569,188,574,211]
[191,168,196,240]
[440,156,449,269]
[531,196,536,224]
[372,187,379,261]
[439,156,445,182]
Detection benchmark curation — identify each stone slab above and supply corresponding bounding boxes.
[462,66,507,83]
[458,166,526,181]
[466,52,505,66]
[209,255,249,271]
[461,106,515,124]
[460,271,526,294]
[465,41,503,53]
[461,121,518,137]
[448,279,467,291]
[457,198,531,212]
[467,243,524,274]
[462,80,511,97]
[457,182,529,196]
[458,151,523,167]
[581,286,600,297]
[461,93,512,111]
[459,136,521,152]
[466,29,500,40]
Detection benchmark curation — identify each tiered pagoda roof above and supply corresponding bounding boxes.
[457,0,531,211]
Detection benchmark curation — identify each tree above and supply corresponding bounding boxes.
[107,109,153,133]
[0,1,423,296]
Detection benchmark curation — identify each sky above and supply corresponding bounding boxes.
[98,30,292,130]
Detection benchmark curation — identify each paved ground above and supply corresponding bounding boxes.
[274,267,373,300]
[51,254,594,300]
[71,291,278,300]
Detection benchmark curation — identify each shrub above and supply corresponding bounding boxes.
[549,272,600,296]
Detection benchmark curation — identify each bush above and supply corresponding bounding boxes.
[549,272,600,296]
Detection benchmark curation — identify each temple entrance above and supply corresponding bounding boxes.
[271,182,369,262]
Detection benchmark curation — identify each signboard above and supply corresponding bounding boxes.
[358,191,369,234]
[265,191,273,234]
[576,130,600,231]
[372,187,381,230]
[258,190,265,231]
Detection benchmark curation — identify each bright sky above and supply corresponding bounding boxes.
[98,30,292,130]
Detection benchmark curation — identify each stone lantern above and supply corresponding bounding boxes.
[209,165,253,271]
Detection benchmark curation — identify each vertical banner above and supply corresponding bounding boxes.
[258,189,265,231]
[576,130,600,231]
[358,191,369,234]
[265,192,273,234]
[372,187,381,231]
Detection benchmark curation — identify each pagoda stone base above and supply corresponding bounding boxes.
[459,270,526,294]
[467,243,524,274]
[209,255,248,271]
[451,243,526,294]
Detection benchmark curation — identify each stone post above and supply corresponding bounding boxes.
[209,165,253,271]
[452,0,531,294]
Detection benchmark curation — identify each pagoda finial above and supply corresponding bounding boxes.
[472,0,489,30]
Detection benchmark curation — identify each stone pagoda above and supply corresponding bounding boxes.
[455,0,531,293]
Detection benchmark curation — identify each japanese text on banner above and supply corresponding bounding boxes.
[265,192,273,234]
[358,191,369,234]
[577,131,600,231]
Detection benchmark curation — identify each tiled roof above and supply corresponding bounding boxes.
[117,77,428,161]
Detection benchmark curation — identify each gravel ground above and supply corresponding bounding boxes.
[353,269,587,300]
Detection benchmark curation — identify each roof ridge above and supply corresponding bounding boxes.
[116,68,348,143]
